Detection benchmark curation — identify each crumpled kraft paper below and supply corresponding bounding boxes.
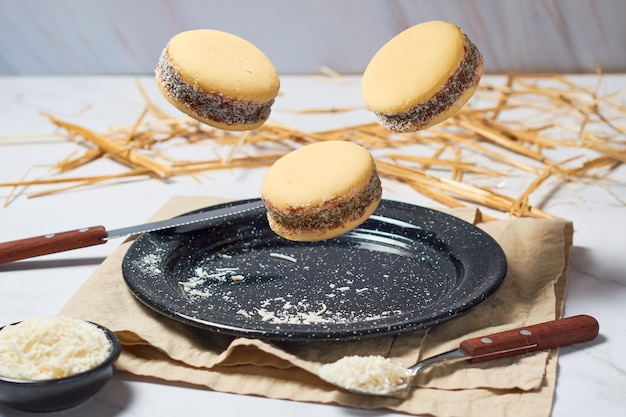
[61,196,573,417]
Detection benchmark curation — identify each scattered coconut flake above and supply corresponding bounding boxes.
[269,252,298,263]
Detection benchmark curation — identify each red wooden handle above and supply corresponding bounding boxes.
[459,315,599,363]
[0,226,107,264]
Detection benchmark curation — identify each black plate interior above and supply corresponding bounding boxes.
[122,199,507,341]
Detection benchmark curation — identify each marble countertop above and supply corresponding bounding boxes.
[0,75,624,416]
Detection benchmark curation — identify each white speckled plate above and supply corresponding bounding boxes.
[122,199,506,341]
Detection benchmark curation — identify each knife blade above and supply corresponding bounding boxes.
[0,200,265,264]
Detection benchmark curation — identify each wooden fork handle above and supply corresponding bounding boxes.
[459,315,599,363]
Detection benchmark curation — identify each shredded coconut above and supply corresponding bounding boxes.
[171,249,410,329]
[269,252,298,263]
[318,355,413,395]
[0,316,112,381]
[179,266,244,298]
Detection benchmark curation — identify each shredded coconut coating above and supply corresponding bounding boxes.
[263,168,382,239]
[155,49,274,127]
[319,355,413,395]
[0,316,112,381]
[374,35,483,132]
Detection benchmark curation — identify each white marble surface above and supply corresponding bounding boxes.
[0,75,625,416]
[1,0,625,75]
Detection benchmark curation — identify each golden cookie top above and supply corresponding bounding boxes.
[362,21,467,114]
[165,29,279,103]
[261,141,375,208]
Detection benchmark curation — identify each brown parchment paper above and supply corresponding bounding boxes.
[61,196,573,417]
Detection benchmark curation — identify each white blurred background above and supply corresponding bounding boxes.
[0,0,624,75]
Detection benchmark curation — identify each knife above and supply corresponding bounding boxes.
[0,200,265,264]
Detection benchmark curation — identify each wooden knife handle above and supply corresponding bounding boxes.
[459,315,599,363]
[0,226,107,264]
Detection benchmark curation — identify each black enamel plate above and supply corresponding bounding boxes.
[122,199,506,341]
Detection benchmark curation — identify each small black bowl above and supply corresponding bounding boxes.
[0,321,121,413]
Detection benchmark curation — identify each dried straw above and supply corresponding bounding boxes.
[1,74,624,218]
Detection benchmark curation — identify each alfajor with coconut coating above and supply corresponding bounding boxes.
[362,20,483,133]
[261,141,382,241]
[155,29,280,131]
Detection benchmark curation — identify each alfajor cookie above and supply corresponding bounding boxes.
[261,141,382,242]
[155,29,280,131]
[362,20,483,132]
